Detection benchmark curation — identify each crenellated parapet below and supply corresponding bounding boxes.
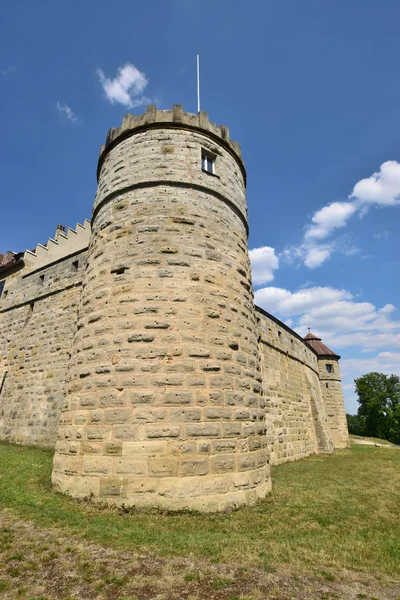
[23,219,91,274]
[98,104,244,179]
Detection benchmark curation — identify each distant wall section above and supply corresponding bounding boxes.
[255,307,333,465]
[0,250,87,447]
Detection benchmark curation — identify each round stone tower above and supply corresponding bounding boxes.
[52,105,270,511]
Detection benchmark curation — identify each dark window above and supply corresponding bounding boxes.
[201,151,215,174]
[39,274,45,284]
[0,281,4,297]
[326,364,333,374]
[72,260,79,272]
[326,382,329,388]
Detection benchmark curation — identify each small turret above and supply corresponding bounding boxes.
[304,331,349,449]
[303,330,340,359]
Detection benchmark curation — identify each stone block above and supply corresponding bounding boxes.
[99,477,125,497]
[115,457,148,476]
[161,391,193,405]
[148,457,178,477]
[112,425,141,440]
[146,425,181,438]
[104,408,132,424]
[122,441,167,456]
[211,454,235,473]
[180,458,210,477]
[104,442,122,455]
[186,423,220,437]
[204,408,232,421]
[82,456,114,475]
[130,392,155,405]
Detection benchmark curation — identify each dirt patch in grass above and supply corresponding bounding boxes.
[0,511,399,600]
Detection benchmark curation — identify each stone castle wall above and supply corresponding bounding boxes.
[256,309,333,465]
[0,106,349,512]
[0,250,87,447]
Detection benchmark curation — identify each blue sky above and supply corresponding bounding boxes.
[1,0,399,413]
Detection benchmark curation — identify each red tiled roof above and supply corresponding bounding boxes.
[0,252,24,273]
[303,331,340,359]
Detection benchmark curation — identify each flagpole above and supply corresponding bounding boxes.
[197,54,200,113]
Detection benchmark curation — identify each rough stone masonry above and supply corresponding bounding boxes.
[0,106,349,512]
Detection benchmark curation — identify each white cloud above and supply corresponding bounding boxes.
[56,102,82,125]
[304,247,331,268]
[97,63,152,108]
[341,352,400,379]
[254,284,400,353]
[282,161,400,270]
[350,161,400,206]
[305,202,357,241]
[254,285,352,317]
[249,246,279,285]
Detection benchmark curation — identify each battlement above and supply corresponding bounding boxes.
[23,219,91,274]
[98,105,244,178]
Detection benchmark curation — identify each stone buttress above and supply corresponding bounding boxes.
[51,105,270,511]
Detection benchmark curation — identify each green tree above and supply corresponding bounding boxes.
[346,413,366,436]
[355,372,400,444]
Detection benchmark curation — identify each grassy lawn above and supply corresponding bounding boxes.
[0,442,399,581]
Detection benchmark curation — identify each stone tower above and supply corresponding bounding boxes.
[52,105,270,511]
[304,332,350,449]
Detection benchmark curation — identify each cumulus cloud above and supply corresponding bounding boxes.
[341,352,400,379]
[305,202,357,241]
[254,284,400,352]
[97,63,153,108]
[304,247,331,268]
[249,246,279,285]
[254,285,351,317]
[56,102,82,125]
[282,161,400,270]
[350,161,400,206]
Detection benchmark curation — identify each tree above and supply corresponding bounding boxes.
[354,372,400,444]
[346,413,366,436]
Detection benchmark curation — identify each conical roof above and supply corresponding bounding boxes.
[303,331,340,359]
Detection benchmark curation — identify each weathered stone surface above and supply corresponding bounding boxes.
[48,107,270,511]
[256,309,334,465]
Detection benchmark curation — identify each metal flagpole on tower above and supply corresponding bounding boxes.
[197,54,200,113]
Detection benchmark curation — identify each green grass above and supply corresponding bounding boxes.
[0,442,399,577]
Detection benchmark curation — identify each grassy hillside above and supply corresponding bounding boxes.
[0,442,399,580]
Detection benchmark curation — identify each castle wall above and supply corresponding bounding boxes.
[0,106,350,512]
[318,359,350,449]
[256,308,333,465]
[0,250,87,447]
[52,109,270,512]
